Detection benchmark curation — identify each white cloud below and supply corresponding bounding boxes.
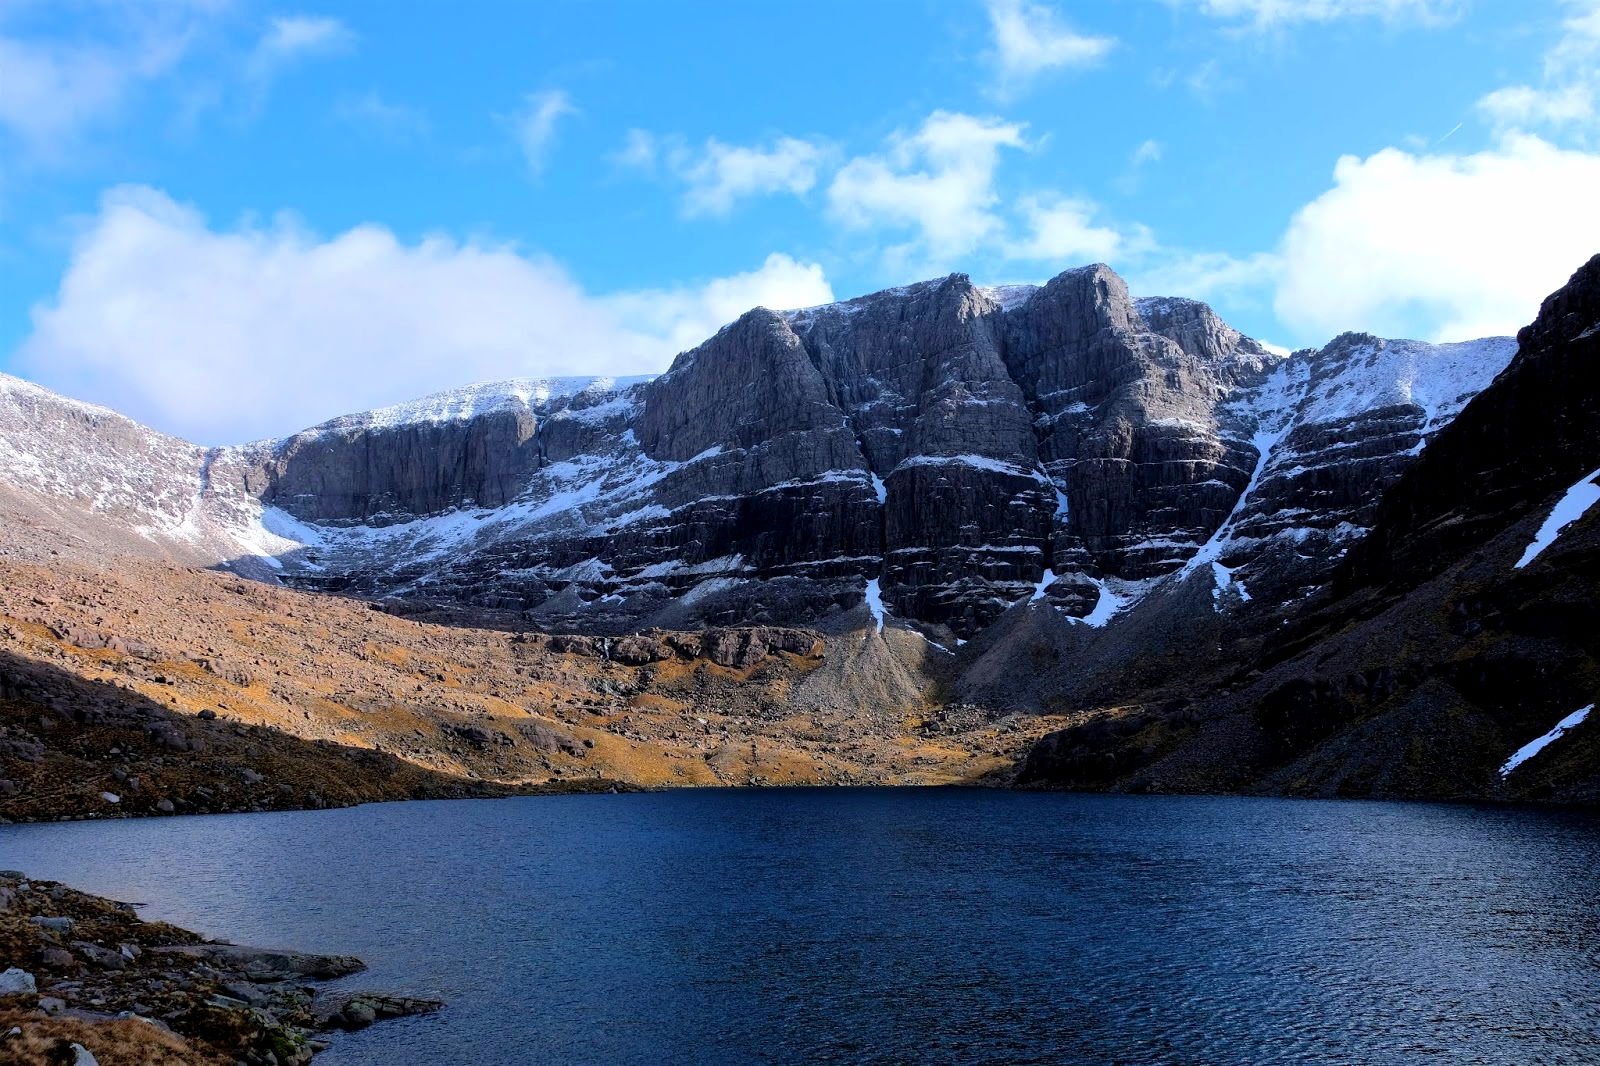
[1274,135,1600,342]
[619,131,830,216]
[13,186,833,443]
[245,14,352,96]
[606,253,834,354]
[512,90,575,175]
[0,6,354,154]
[334,91,429,139]
[827,111,1028,271]
[1006,195,1144,262]
[1180,0,1459,24]
[678,137,828,217]
[1130,250,1282,307]
[254,15,352,62]
[614,128,659,171]
[1477,1,1600,133]
[0,4,205,155]
[1115,139,1164,193]
[1479,84,1594,129]
[985,0,1114,96]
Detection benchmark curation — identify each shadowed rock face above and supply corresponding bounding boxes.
[1013,255,1600,806]
[0,264,1517,640]
[1343,253,1600,595]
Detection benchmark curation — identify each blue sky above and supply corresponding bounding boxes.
[3,0,1599,442]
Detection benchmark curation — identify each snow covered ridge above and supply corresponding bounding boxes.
[1144,330,1521,613]
[1294,334,1518,436]
[293,375,656,436]
[781,274,1045,330]
[0,371,304,569]
[0,371,133,425]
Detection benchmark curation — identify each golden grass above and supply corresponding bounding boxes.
[0,1013,228,1066]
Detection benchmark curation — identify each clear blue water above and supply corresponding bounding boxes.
[3,789,1599,1065]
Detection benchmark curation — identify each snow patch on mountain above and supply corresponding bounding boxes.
[1070,577,1136,628]
[978,283,1040,312]
[250,442,731,590]
[1297,335,1516,435]
[1515,467,1600,569]
[864,578,887,632]
[895,454,1051,482]
[1500,705,1593,776]
[1180,359,1311,580]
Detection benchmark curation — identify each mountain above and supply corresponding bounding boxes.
[0,264,1515,643]
[10,256,1593,815]
[1017,254,1600,803]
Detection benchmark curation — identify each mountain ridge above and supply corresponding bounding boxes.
[0,263,1516,643]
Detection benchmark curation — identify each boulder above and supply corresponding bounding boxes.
[0,967,36,995]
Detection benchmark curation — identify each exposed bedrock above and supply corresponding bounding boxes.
[0,262,1520,639]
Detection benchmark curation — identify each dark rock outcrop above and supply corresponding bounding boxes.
[1017,254,1600,804]
[1344,254,1600,594]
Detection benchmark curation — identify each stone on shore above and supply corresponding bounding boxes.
[152,943,366,981]
[0,967,36,994]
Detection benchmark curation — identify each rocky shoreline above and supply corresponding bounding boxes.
[0,872,433,1065]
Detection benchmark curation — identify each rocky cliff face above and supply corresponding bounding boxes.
[1016,255,1600,804]
[1343,255,1600,594]
[242,376,653,524]
[0,265,1517,644]
[238,267,1506,640]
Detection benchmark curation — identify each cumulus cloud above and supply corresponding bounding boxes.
[1479,84,1594,129]
[984,0,1114,96]
[605,253,833,354]
[1006,195,1145,262]
[1477,1,1600,133]
[13,187,833,443]
[1179,0,1460,24]
[1130,250,1282,308]
[617,131,830,216]
[827,111,1028,272]
[1274,135,1600,342]
[512,90,575,175]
